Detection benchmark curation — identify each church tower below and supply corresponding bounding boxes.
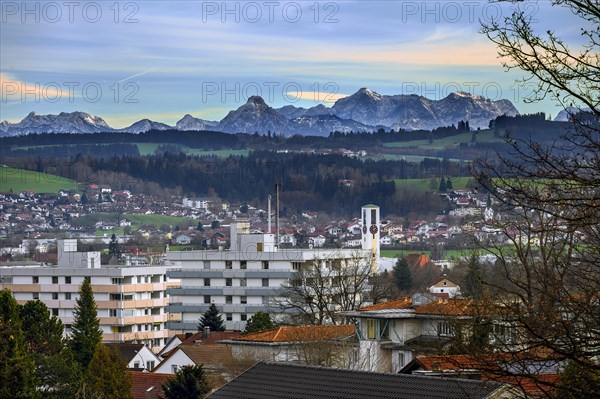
[361,204,380,271]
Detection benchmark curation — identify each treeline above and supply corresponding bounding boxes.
[9,152,460,216]
[5,143,140,159]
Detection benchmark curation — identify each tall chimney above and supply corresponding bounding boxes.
[203,326,210,339]
[275,182,281,248]
[268,195,272,234]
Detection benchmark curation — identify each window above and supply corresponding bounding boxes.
[32,292,39,300]
[292,262,302,271]
[226,278,232,287]
[134,362,140,369]
[32,276,39,284]
[226,313,232,321]
[225,261,232,269]
[257,243,263,252]
[52,292,58,300]
[172,365,178,373]
[262,278,269,287]
[65,292,71,300]
[52,309,58,316]
[240,296,247,304]
[240,278,247,287]
[240,261,247,269]
[204,295,211,304]
[262,261,269,269]
[241,314,247,321]
[367,320,376,339]
[112,278,123,285]
[52,276,58,284]
[146,361,155,370]
[437,321,454,337]
[65,276,71,284]
[109,309,118,317]
[203,261,210,270]
[226,295,232,304]
[204,278,210,287]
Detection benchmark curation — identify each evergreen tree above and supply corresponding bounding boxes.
[21,300,80,398]
[161,364,211,399]
[555,360,600,399]
[79,344,133,399]
[438,177,447,192]
[242,311,277,335]
[446,178,453,191]
[108,234,120,259]
[197,303,225,331]
[70,278,102,371]
[0,289,38,399]
[392,257,413,292]
[81,192,88,205]
[462,252,484,300]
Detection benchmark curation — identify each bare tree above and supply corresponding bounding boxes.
[465,1,600,397]
[273,251,372,325]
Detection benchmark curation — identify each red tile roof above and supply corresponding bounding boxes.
[233,325,355,343]
[129,372,173,399]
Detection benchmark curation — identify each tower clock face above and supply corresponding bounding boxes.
[369,225,378,235]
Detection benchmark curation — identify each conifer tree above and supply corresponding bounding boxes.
[392,257,413,292]
[0,289,38,398]
[197,303,225,331]
[70,278,102,371]
[161,364,211,399]
[243,311,277,334]
[79,344,133,399]
[21,300,80,398]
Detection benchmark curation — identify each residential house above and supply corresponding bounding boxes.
[153,343,232,375]
[105,343,160,371]
[428,277,461,298]
[343,295,476,373]
[206,362,516,399]
[399,355,561,398]
[220,325,356,366]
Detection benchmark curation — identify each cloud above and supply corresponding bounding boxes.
[285,91,349,103]
[0,72,73,102]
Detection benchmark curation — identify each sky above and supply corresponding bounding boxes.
[0,0,590,128]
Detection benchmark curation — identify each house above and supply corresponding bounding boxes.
[220,325,356,366]
[342,295,477,373]
[105,343,160,371]
[399,354,561,398]
[173,234,192,245]
[129,371,173,399]
[308,234,326,248]
[153,330,241,374]
[428,277,461,298]
[206,362,516,399]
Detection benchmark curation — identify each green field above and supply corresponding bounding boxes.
[0,166,79,194]
[135,143,249,157]
[79,212,192,231]
[382,129,503,150]
[393,176,474,191]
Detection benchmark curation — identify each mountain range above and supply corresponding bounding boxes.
[0,88,519,137]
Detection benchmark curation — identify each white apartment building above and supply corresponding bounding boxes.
[166,219,375,332]
[0,239,179,351]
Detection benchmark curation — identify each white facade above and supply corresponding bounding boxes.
[183,197,211,210]
[0,240,179,351]
[166,224,370,331]
[361,204,380,271]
